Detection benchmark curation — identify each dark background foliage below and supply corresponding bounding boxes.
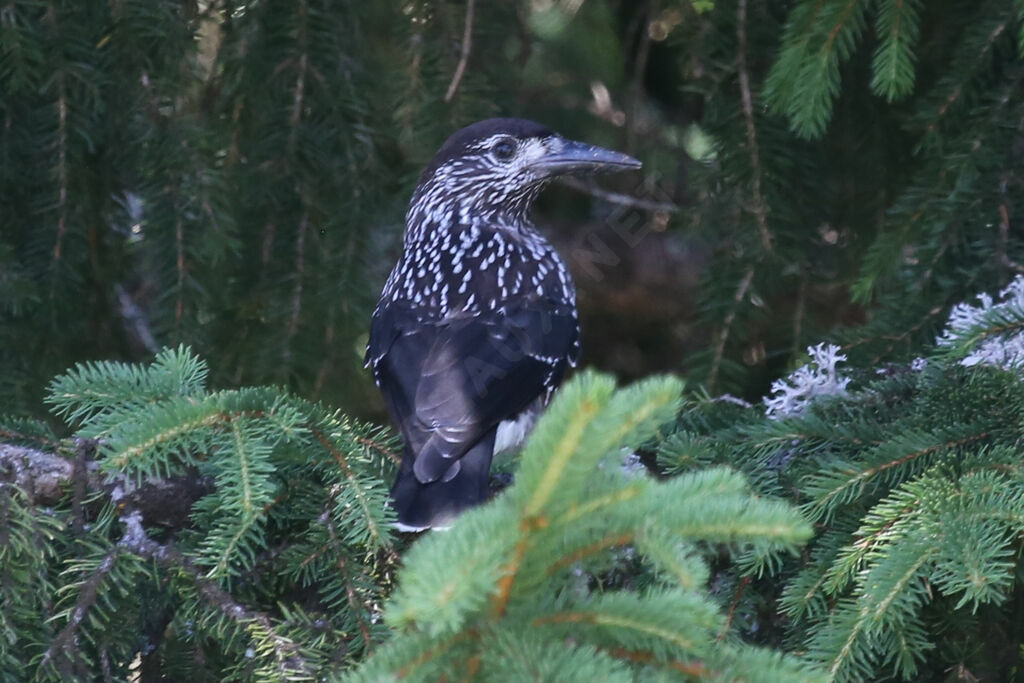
[6,0,1020,422]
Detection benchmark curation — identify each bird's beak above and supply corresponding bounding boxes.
[531,137,642,177]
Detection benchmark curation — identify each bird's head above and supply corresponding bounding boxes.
[409,118,641,225]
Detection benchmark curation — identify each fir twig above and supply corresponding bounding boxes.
[40,548,119,676]
[51,76,68,267]
[626,0,657,150]
[709,268,755,391]
[313,427,391,550]
[324,511,374,651]
[117,511,311,677]
[444,0,476,102]
[283,208,309,371]
[925,16,1009,134]
[736,0,773,253]
[70,438,92,538]
[558,177,679,213]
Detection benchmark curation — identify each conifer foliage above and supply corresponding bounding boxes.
[5,1,1024,680]
[351,372,816,681]
[660,278,1024,681]
[2,357,820,680]
[2,346,397,680]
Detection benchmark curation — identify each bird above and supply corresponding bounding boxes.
[366,118,641,531]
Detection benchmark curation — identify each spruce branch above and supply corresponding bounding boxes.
[324,513,374,653]
[600,645,709,677]
[4,346,395,676]
[765,0,871,138]
[116,511,312,678]
[678,286,1024,679]
[313,426,393,550]
[803,429,992,522]
[0,440,214,526]
[355,372,815,680]
[922,12,1009,136]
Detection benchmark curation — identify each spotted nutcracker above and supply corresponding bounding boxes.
[366,118,641,530]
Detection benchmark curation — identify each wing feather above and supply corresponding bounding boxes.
[368,299,577,484]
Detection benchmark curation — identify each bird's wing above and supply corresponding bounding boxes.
[368,300,578,484]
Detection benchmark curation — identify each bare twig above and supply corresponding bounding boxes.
[792,274,807,357]
[282,208,309,369]
[736,0,773,253]
[52,76,69,266]
[288,0,309,152]
[444,0,476,102]
[558,177,679,213]
[70,438,92,537]
[708,268,755,391]
[1,442,81,503]
[712,394,753,408]
[175,215,185,328]
[625,0,657,150]
[718,576,750,641]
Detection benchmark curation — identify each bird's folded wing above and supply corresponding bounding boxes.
[369,301,578,484]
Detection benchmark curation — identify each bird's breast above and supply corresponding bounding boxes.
[383,221,576,318]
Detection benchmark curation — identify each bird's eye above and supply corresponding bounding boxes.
[492,139,516,161]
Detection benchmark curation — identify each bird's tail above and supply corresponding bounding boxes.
[389,430,496,531]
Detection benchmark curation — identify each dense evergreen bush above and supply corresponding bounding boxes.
[4,1,1024,680]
